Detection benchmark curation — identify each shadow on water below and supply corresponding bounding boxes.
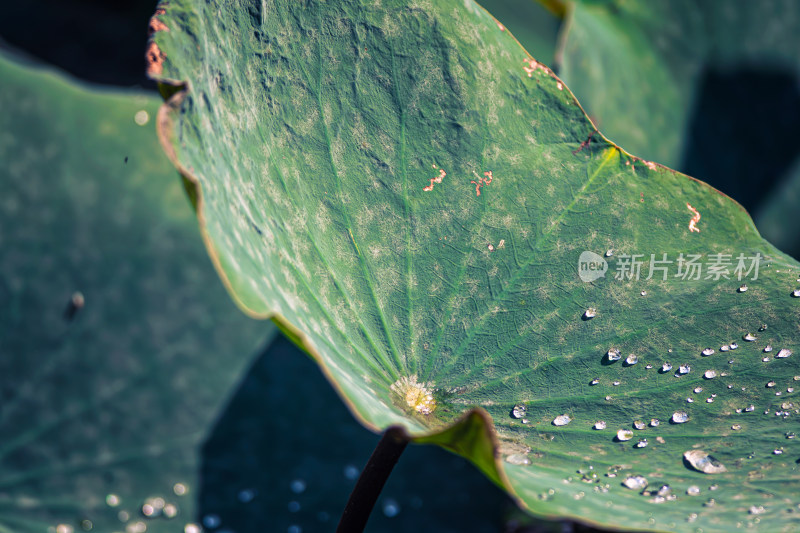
[198,334,513,533]
[681,66,800,214]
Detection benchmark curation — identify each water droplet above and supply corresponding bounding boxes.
[702,348,715,356]
[661,362,673,372]
[505,454,531,466]
[686,485,701,496]
[590,378,600,385]
[694,386,703,393]
[672,411,689,424]
[106,494,121,507]
[776,349,792,359]
[683,450,726,473]
[677,364,691,375]
[792,289,800,298]
[759,324,768,331]
[381,498,401,518]
[766,381,776,388]
[511,404,527,419]
[704,370,717,379]
[238,489,256,503]
[650,418,660,427]
[553,414,572,426]
[173,483,188,496]
[745,405,755,412]
[687,397,694,403]
[142,497,166,518]
[622,475,648,490]
[738,284,748,292]
[635,439,648,448]
[290,479,307,494]
[720,345,730,352]
[706,397,714,403]
[743,333,757,341]
[617,429,633,441]
[605,249,614,257]
[344,464,360,480]
[786,432,796,439]
[163,504,178,519]
[633,420,646,430]
[731,424,741,430]
[594,420,607,430]
[640,291,647,296]
[749,505,766,515]
[764,345,773,353]
[624,354,638,366]
[203,514,221,528]
[612,380,621,386]
[80,520,93,531]
[730,342,739,350]
[56,525,74,533]
[645,364,653,369]
[584,308,597,319]
[773,448,784,455]
[606,349,621,362]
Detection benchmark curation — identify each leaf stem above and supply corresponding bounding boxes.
[336,427,408,533]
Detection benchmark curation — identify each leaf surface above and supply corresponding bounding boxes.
[149,1,800,530]
[0,52,268,532]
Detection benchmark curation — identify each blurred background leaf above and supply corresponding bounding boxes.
[0,50,268,532]
[554,0,800,259]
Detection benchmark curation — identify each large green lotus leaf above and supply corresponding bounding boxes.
[149,1,800,530]
[0,52,269,532]
[555,0,800,171]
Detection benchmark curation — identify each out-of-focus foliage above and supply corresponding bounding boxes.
[0,51,268,532]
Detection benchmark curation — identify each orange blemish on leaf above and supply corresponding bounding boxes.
[471,171,494,196]
[523,58,546,77]
[687,203,701,233]
[423,168,446,192]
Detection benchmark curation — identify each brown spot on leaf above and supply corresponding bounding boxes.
[148,9,170,35]
[146,41,167,77]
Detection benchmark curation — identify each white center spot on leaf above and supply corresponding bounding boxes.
[391,376,436,415]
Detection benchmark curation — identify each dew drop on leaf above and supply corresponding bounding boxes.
[776,349,792,359]
[622,475,648,490]
[702,348,715,356]
[672,411,689,423]
[594,420,607,430]
[553,414,572,426]
[683,450,727,474]
[743,333,757,341]
[505,454,531,466]
[511,404,527,419]
[616,429,634,441]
